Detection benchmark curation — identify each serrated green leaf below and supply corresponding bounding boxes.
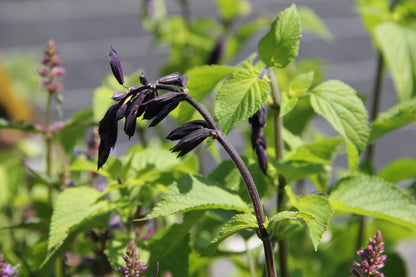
[288,71,314,97]
[42,187,112,267]
[375,21,416,100]
[267,211,302,232]
[180,65,238,123]
[204,213,258,255]
[280,93,299,117]
[258,4,301,68]
[379,158,416,183]
[285,186,333,250]
[140,174,250,221]
[270,159,326,183]
[329,175,416,230]
[214,68,270,134]
[310,80,369,171]
[369,98,416,144]
[298,6,334,41]
[286,137,343,164]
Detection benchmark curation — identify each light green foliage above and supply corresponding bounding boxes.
[375,21,416,101]
[258,4,302,68]
[181,65,238,123]
[298,6,334,41]
[204,213,258,254]
[140,174,250,221]
[214,0,250,22]
[379,158,416,183]
[270,160,326,183]
[0,119,41,134]
[42,187,112,267]
[369,96,416,144]
[214,64,270,134]
[310,80,369,171]
[281,71,314,116]
[267,211,302,232]
[330,175,416,230]
[357,0,391,36]
[285,186,333,250]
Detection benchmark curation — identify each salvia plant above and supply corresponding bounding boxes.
[0,0,416,276]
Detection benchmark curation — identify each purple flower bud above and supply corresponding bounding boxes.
[167,120,209,140]
[124,93,146,138]
[98,103,121,169]
[142,92,187,126]
[170,128,216,157]
[158,72,188,87]
[116,104,128,120]
[140,72,150,86]
[111,91,128,101]
[109,47,124,85]
[249,103,268,175]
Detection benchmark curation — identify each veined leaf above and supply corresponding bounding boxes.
[204,213,258,255]
[285,137,343,164]
[369,98,416,144]
[270,159,326,183]
[310,80,369,171]
[139,174,250,221]
[299,6,334,41]
[214,68,270,134]
[285,186,333,250]
[42,187,112,267]
[379,158,416,183]
[258,4,301,68]
[329,175,416,230]
[181,65,238,123]
[375,21,416,101]
[267,211,302,232]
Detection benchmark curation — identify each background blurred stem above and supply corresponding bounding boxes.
[268,68,289,277]
[45,91,53,215]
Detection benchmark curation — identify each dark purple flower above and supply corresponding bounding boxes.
[142,92,187,127]
[98,103,121,169]
[124,93,146,138]
[249,103,268,174]
[351,230,387,277]
[158,72,188,87]
[117,239,147,277]
[109,47,124,85]
[140,72,150,86]
[166,120,209,140]
[170,127,217,157]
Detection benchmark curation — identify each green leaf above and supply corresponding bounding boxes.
[369,98,416,144]
[0,118,42,133]
[310,80,369,171]
[270,160,326,183]
[204,213,258,255]
[375,21,416,100]
[140,174,250,221]
[258,4,302,68]
[267,211,302,232]
[285,186,333,250]
[298,6,334,41]
[42,187,112,267]
[214,68,270,134]
[379,158,416,183]
[181,65,237,123]
[329,175,416,230]
[214,0,250,22]
[281,71,315,116]
[357,0,391,36]
[285,137,342,164]
[147,211,204,277]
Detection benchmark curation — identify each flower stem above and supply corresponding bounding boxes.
[268,68,290,277]
[45,91,53,215]
[185,96,276,277]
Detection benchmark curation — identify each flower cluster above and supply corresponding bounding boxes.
[248,102,268,174]
[38,39,66,94]
[98,48,216,169]
[0,253,19,277]
[351,230,387,277]
[117,239,147,277]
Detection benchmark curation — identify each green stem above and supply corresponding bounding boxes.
[245,240,257,277]
[45,91,53,215]
[268,68,290,277]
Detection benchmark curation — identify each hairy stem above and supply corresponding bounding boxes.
[185,96,276,277]
[268,68,289,277]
